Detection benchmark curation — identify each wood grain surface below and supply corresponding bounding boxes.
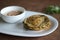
[0,0,60,40]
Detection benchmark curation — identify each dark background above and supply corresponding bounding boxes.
[0,0,60,40]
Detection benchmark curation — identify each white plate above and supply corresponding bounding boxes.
[0,11,58,37]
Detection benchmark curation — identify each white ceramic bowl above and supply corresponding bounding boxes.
[0,6,26,23]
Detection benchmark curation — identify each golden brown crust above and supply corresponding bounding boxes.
[23,15,51,31]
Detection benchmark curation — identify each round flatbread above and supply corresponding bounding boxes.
[23,15,51,31]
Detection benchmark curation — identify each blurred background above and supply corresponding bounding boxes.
[0,0,60,12]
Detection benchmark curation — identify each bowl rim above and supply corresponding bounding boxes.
[0,6,26,17]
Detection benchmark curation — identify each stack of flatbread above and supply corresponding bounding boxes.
[23,15,51,31]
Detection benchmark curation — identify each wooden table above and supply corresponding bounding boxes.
[0,0,60,40]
